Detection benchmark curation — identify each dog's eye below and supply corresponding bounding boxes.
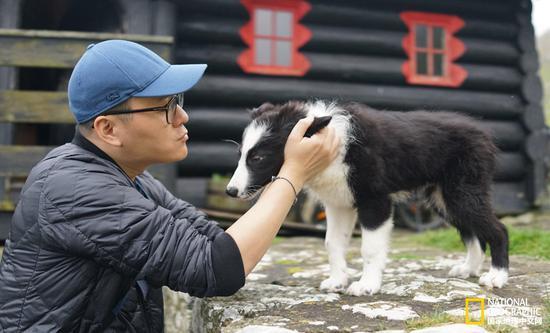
[250,155,264,163]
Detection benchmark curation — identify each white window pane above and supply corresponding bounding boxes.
[275,11,293,37]
[275,40,292,66]
[255,38,271,65]
[255,9,272,35]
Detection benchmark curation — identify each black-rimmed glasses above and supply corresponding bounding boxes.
[102,93,184,124]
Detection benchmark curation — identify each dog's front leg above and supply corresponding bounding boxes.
[319,205,357,293]
[347,199,393,296]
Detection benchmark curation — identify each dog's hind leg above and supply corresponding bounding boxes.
[320,205,357,293]
[448,232,486,278]
[347,197,393,296]
[443,183,509,288]
[478,215,509,288]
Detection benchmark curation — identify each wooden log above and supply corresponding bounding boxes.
[0,29,173,68]
[178,142,240,177]
[0,145,52,176]
[525,131,550,161]
[495,152,527,181]
[177,19,519,65]
[522,104,546,131]
[362,0,514,18]
[521,75,544,105]
[186,108,249,141]
[176,45,522,92]
[187,75,524,119]
[480,120,526,151]
[152,0,176,37]
[183,0,514,23]
[520,51,540,74]
[120,0,151,34]
[0,90,72,123]
[492,181,529,215]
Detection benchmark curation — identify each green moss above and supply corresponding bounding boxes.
[410,227,550,260]
[405,311,459,330]
[287,267,303,274]
[272,237,284,245]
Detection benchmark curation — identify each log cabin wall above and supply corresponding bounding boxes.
[175,0,549,215]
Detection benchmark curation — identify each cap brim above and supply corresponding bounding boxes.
[133,64,207,97]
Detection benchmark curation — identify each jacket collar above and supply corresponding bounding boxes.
[71,127,140,184]
[72,127,119,167]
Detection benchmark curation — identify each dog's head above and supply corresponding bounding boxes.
[226,101,332,199]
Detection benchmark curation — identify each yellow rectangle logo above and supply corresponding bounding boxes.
[465,298,485,325]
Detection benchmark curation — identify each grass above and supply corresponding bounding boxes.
[405,311,458,330]
[410,226,550,260]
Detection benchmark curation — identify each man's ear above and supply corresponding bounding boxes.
[250,102,274,119]
[93,116,123,147]
[304,116,332,138]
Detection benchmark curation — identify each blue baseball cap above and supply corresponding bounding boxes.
[68,39,207,123]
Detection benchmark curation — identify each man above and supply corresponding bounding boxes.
[0,40,339,332]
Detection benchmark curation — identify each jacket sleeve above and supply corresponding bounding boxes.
[139,172,224,240]
[40,177,245,297]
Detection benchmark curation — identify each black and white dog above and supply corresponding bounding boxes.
[226,100,509,295]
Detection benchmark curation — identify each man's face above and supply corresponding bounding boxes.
[116,96,190,165]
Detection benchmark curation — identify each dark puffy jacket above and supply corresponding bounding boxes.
[0,132,245,332]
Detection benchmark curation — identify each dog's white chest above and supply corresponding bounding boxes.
[305,159,354,208]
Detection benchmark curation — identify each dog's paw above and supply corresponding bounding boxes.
[320,276,348,293]
[346,278,381,296]
[479,267,508,289]
[449,264,474,278]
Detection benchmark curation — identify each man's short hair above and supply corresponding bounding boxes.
[78,100,131,132]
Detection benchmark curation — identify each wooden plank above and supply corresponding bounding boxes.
[187,75,524,119]
[178,19,519,65]
[0,90,72,123]
[0,212,11,240]
[0,145,53,176]
[120,0,152,35]
[186,108,249,140]
[176,45,522,92]
[0,28,173,68]
[492,181,530,215]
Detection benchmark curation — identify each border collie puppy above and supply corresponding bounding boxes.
[226,100,509,295]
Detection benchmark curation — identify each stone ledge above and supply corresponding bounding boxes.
[164,235,550,333]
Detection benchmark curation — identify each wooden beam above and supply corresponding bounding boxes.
[176,45,523,93]
[186,108,249,141]
[0,28,173,68]
[0,90,72,123]
[187,75,524,119]
[181,0,516,41]
[178,19,520,65]
[492,181,530,215]
[0,145,53,176]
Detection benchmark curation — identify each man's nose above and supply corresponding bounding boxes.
[173,105,189,127]
[226,187,238,197]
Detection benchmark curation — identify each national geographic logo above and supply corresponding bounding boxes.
[465,298,485,325]
[464,297,543,326]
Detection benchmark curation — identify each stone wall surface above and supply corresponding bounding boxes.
[164,231,549,333]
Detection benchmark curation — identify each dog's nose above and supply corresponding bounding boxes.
[226,187,238,197]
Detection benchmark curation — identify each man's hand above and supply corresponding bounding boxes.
[280,116,341,187]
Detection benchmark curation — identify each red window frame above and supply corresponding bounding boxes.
[238,0,311,76]
[400,12,467,87]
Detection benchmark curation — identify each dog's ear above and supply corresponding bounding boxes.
[250,102,274,119]
[304,116,332,138]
